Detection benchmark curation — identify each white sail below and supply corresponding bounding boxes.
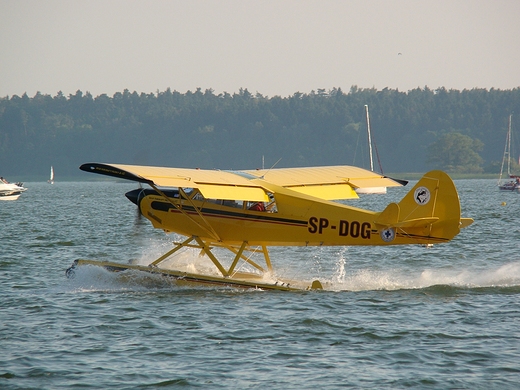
[498,114,520,192]
[48,166,55,184]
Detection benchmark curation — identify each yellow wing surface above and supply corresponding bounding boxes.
[79,163,405,201]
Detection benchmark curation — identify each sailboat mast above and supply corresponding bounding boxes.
[507,114,512,177]
[364,105,374,171]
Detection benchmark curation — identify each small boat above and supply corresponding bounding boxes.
[497,114,520,192]
[48,166,55,184]
[355,105,387,194]
[0,178,27,201]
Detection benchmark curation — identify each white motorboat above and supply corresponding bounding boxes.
[0,180,27,200]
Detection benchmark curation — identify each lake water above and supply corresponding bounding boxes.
[1,178,519,389]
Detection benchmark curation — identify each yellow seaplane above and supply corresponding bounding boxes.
[66,163,473,291]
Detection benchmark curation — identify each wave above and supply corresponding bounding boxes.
[62,259,520,295]
[62,236,520,294]
[327,261,520,292]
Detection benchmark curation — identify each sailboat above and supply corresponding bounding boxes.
[355,105,387,194]
[48,166,55,184]
[497,114,520,192]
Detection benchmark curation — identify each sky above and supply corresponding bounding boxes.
[1,0,519,98]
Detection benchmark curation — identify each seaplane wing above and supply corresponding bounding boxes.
[80,162,270,201]
[70,163,473,291]
[242,166,406,199]
[80,163,405,201]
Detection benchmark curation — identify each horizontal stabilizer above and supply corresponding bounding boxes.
[459,218,474,229]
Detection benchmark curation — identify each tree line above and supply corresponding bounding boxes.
[1,86,520,179]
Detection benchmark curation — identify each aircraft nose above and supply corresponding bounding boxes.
[125,188,143,205]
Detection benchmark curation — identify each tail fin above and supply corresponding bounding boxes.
[375,170,473,244]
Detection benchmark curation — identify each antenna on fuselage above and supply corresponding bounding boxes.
[260,157,282,179]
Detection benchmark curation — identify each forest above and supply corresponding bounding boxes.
[1,86,520,180]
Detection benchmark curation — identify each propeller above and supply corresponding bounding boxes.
[126,185,146,227]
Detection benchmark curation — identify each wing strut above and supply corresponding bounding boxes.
[148,184,222,242]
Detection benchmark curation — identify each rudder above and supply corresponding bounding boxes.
[375,170,471,244]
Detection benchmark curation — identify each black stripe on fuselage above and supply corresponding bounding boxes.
[150,201,307,227]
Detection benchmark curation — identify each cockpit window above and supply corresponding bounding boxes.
[187,190,277,213]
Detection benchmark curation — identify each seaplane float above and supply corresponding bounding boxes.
[0,180,27,200]
[66,163,473,291]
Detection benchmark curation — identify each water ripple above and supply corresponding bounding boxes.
[1,180,520,389]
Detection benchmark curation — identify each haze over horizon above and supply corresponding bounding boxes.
[1,0,519,99]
